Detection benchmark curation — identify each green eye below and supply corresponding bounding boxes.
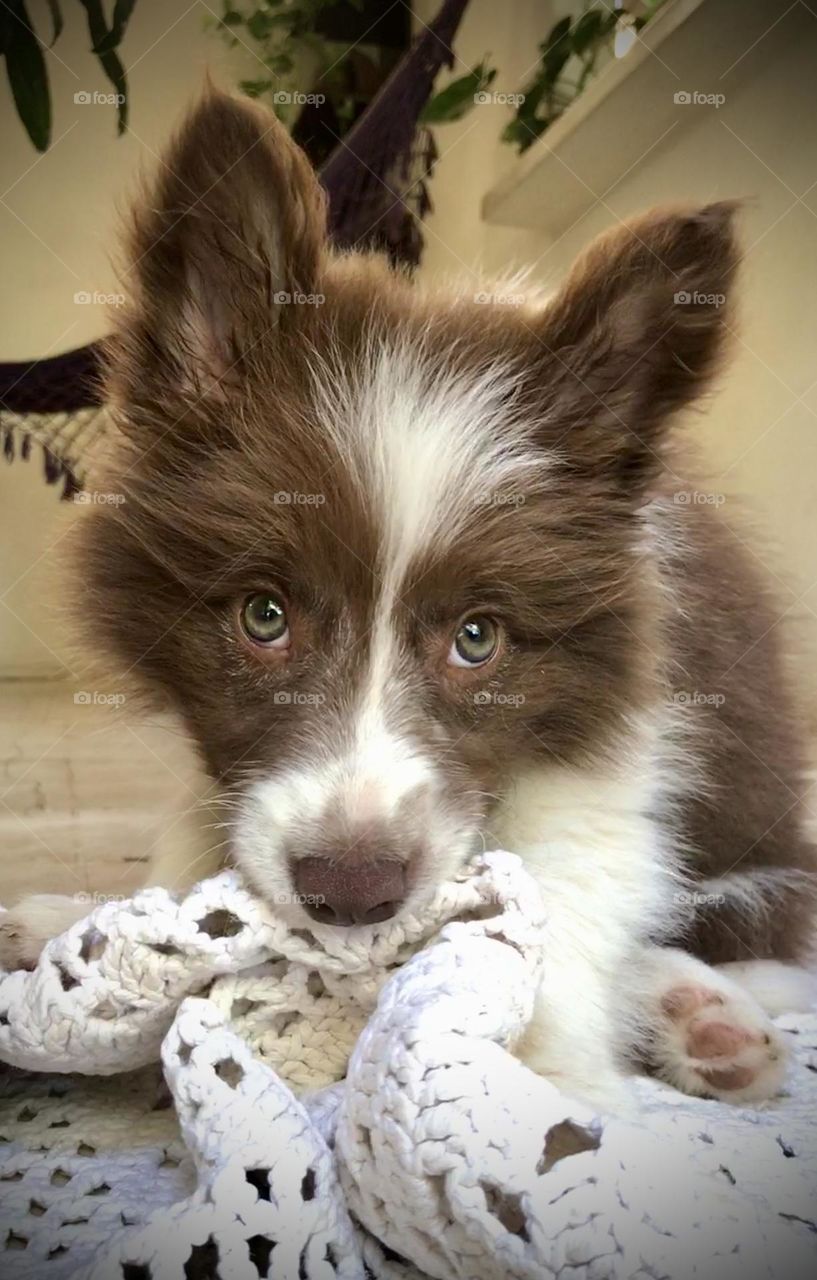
[241,593,290,647]
[450,615,499,667]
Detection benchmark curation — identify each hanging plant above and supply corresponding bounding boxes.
[423,1,668,153]
[0,0,136,152]
[503,0,668,153]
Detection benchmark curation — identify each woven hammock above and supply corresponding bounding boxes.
[0,0,469,498]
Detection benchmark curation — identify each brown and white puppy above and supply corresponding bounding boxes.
[3,90,816,1107]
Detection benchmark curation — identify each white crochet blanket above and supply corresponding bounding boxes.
[1,851,816,1280]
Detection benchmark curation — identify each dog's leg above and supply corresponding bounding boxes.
[641,947,812,1103]
[0,896,91,970]
[493,758,677,1110]
[0,799,225,971]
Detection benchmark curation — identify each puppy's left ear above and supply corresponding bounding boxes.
[538,202,740,490]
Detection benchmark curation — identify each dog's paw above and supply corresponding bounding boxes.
[653,981,786,1103]
[0,896,88,972]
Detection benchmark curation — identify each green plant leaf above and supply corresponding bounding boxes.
[502,113,550,154]
[220,9,243,26]
[45,0,63,46]
[570,9,603,57]
[515,67,549,119]
[239,77,273,97]
[93,0,136,55]
[246,8,292,40]
[421,61,496,124]
[267,51,294,74]
[77,0,129,134]
[98,47,128,133]
[4,0,51,150]
[539,15,572,84]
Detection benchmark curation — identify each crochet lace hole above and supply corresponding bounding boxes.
[245,1169,271,1202]
[148,942,182,957]
[184,1236,219,1279]
[230,998,258,1018]
[89,1182,112,1196]
[1,1171,23,1182]
[306,972,326,999]
[248,1235,274,1277]
[479,1182,529,1240]
[50,1169,72,1186]
[300,1168,316,1201]
[538,1119,601,1174]
[16,1106,37,1122]
[289,928,314,945]
[272,1011,301,1036]
[197,910,243,939]
[92,998,119,1021]
[158,1151,181,1170]
[0,1011,9,1026]
[121,1265,151,1279]
[55,963,79,992]
[214,1058,244,1089]
[28,1201,45,1217]
[79,927,107,963]
[77,1143,96,1157]
[5,1231,28,1250]
[48,1245,68,1259]
[178,1041,193,1066]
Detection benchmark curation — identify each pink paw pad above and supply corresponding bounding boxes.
[657,979,783,1100]
[661,984,724,1020]
[687,1018,757,1060]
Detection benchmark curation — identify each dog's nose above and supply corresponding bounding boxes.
[291,856,406,926]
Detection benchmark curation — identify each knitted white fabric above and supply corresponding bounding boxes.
[0,850,816,1280]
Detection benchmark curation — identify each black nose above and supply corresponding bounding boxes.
[290,857,406,926]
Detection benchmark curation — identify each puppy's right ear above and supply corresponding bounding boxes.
[112,87,327,411]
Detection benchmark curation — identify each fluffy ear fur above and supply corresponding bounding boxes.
[538,202,740,490]
[111,86,327,412]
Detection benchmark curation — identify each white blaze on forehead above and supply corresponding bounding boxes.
[310,335,548,595]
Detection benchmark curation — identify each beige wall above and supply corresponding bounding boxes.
[415,0,817,699]
[3,0,817,685]
[0,0,258,675]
